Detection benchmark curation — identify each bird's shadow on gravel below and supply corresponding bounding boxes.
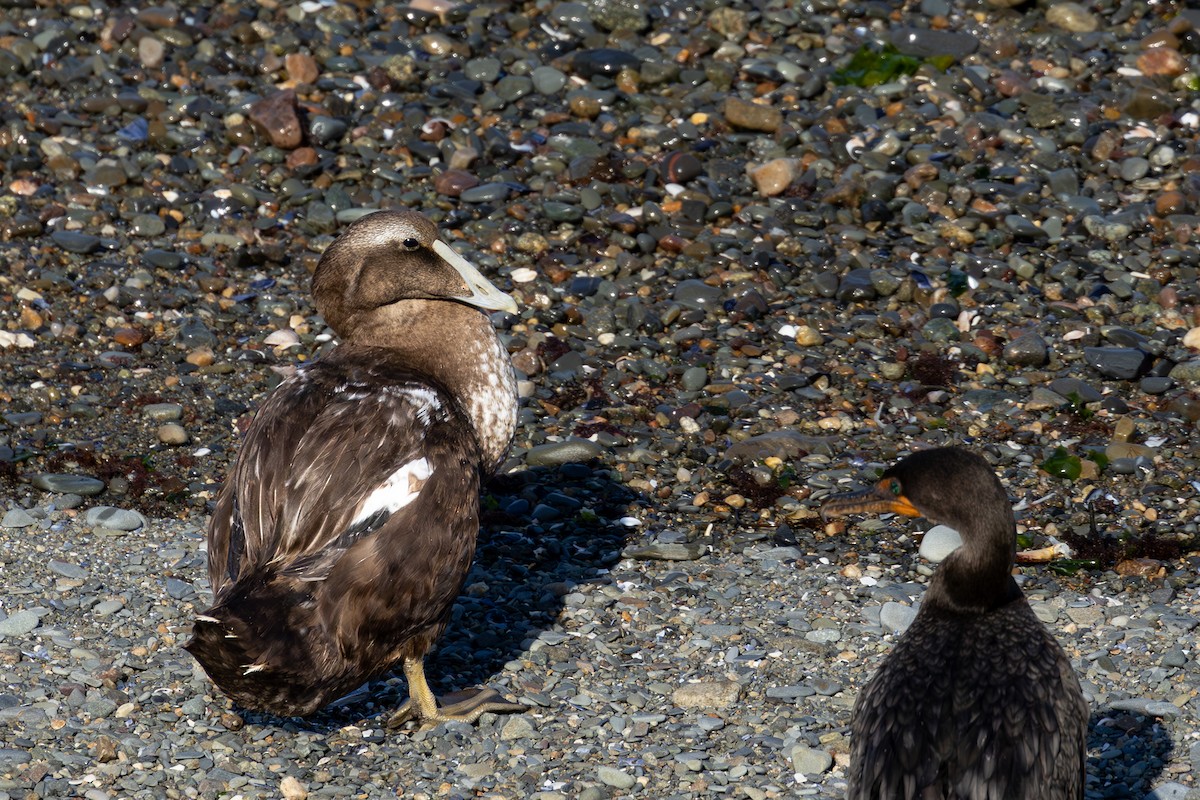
[234,461,641,733]
[1087,706,1173,796]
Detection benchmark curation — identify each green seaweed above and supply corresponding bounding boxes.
[832,45,923,88]
[1041,446,1081,481]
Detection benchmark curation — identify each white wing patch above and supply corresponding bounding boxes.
[351,457,433,525]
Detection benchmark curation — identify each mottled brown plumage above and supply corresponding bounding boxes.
[821,447,1087,800]
[186,210,524,727]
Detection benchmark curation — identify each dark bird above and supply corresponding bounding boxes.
[186,209,526,729]
[820,447,1087,800]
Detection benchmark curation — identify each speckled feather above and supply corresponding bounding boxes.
[828,448,1088,800]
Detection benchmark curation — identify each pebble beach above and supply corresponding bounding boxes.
[2,0,1200,797]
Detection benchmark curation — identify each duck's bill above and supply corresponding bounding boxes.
[819,487,921,522]
[432,239,519,314]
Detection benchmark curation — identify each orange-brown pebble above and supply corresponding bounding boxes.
[1137,47,1187,77]
[186,347,215,367]
[1155,190,1188,216]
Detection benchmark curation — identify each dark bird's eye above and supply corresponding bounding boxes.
[888,479,902,496]
[402,238,420,250]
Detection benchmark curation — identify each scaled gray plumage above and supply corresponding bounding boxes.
[822,447,1088,800]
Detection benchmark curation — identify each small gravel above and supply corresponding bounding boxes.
[3,0,1200,797]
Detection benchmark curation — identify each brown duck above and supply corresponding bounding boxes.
[821,447,1087,800]
[186,209,525,728]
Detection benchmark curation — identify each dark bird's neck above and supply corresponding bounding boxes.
[925,513,1021,615]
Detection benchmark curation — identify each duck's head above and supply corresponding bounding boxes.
[312,209,518,339]
[820,447,1010,536]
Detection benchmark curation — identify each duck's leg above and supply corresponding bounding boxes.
[386,656,526,731]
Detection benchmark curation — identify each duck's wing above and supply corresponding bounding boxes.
[207,353,479,595]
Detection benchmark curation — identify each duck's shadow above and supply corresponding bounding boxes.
[1087,707,1173,796]
[236,461,640,733]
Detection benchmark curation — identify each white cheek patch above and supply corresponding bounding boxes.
[352,457,433,525]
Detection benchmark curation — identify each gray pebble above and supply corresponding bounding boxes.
[919,525,963,563]
[1084,347,1151,380]
[880,601,919,634]
[32,473,106,495]
[622,542,705,561]
[0,609,42,638]
[1142,783,1200,800]
[1108,698,1181,719]
[531,66,567,94]
[142,403,184,421]
[1,508,37,528]
[597,766,636,789]
[500,714,536,740]
[680,366,708,392]
[93,599,125,616]
[789,745,833,776]
[1003,333,1048,367]
[84,506,146,531]
[766,685,815,700]
[524,439,605,466]
[48,559,88,579]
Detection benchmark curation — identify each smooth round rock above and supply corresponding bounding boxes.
[919,525,963,562]
[83,506,146,531]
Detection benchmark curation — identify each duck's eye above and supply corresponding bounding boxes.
[888,478,902,496]
[401,237,420,251]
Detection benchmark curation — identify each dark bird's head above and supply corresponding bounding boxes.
[311,209,518,339]
[821,447,1012,538]
[822,447,1020,612]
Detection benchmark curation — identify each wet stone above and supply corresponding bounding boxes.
[1045,1,1100,32]
[531,66,567,95]
[50,230,102,254]
[32,474,106,495]
[248,90,303,150]
[723,96,782,133]
[1048,378,1101,403]
[131,214,166,237]
[673,279,722,309]
[1084,347,1151,380]
[572,48,640,78]
[889,27,979,59]
[1003,333,1049,367]
[836,269,876,302]
[460,183,511,203]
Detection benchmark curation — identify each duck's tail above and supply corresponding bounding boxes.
[185,575,346,717]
